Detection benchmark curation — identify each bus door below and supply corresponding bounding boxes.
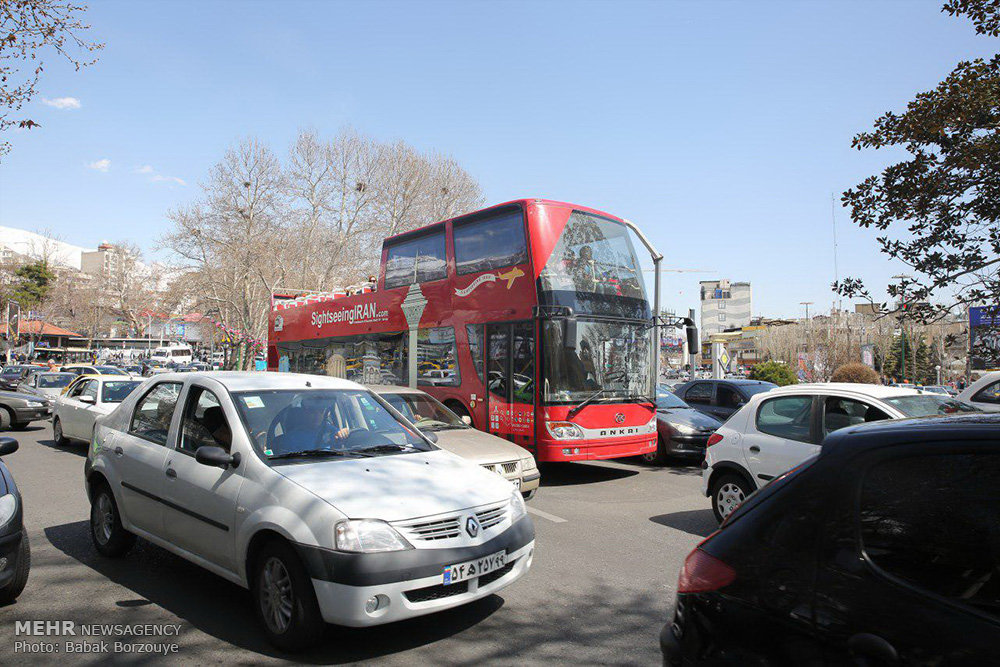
[485,321,536,450]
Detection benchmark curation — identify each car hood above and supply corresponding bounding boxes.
[657,407,721,431]
[273,449,516,521]
[429,427,532,465]
[0,390,37,403]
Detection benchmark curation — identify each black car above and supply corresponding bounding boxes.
[642,387,722,464]
[0,366,34,392]
[660,414,1000,665]
[0,436,29,604]
[671,379,776,421]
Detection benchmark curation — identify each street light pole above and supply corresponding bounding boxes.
[800,301,813,378]
[892,274,911,382]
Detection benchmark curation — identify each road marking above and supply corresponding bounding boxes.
[527,506,567,523]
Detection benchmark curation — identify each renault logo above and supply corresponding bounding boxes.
[465,516,480,537]
[615,413,626,423]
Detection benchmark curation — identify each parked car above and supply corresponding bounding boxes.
[370,385,540,499]
[703,383,980,521]
[0,436,29,603]
[0,389,52,431]
[123,364,144,376]
[672,379,777,422]
[642,386,722,464]
[85,372,534,650]
[60,365,131,378]
[140,360,172,377]
[922,384,957,397]
[661,414,1000,665]
[16,372,77,400]
[0,366,35,392]
[957,371,1000,412]
[53,376,144,445]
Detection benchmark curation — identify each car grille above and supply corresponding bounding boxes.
[478,558,517,587]
[475,503,507,531]
[481,460,519,477]
[395,516,462,542]
[404,580,469,603]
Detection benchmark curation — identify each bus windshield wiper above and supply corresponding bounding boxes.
[567,389,607,419]
[268,449,372,461]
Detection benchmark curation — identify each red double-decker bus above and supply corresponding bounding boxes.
[268,198,660,462]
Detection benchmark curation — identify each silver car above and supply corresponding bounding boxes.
[16,371,77,401]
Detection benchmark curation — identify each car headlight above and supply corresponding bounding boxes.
[334,519,413,553]
[26,401,44,408]
[546,421,584,439]
[509,488,526,521]
[672,422,698,436]
[0,494,16,526]
[520,455,537,470]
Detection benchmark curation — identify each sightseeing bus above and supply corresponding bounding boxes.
[268,199,660,462]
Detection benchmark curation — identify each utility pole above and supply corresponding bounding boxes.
[892,275,911,382]
[800,301,813,379]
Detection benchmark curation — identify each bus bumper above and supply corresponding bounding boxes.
[535,436,658,462]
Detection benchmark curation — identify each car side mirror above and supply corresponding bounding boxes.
[0,437,18,456]
[420,430,439,444]
[80,395,95,404]
[461,415,472,425]
[195,445,240,469]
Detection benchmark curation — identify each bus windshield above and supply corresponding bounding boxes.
[541,319,652,404]
[538,211,648,318]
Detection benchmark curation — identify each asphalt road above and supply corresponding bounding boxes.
[0,422,714,665]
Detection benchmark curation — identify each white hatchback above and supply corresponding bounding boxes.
[956,371,1000,412]
[84,372,534,650]
[702,383,982,522]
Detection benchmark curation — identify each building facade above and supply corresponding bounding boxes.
[700,279,752,336]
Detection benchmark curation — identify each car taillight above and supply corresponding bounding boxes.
[706,433,723,446]
[677,548,736,593]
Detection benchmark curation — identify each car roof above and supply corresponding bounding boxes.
[768,382,922,399]
[822,413,1000,454]
[151,371,362,392]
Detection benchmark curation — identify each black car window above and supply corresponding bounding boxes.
[972,381,1000,405]
[684,382,713,405]
[822,397,889,436]
[129,382,183,446]
[756,395,814,443]
[716,385,744,409]
[180,387,232,454]
[860,451,1000,618]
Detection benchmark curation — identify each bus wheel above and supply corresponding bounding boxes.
[445,400,472,427]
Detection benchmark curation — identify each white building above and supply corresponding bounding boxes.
[700,279,752,336]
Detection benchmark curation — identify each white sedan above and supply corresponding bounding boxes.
[53,376,144,445]
[957,371,1000,412]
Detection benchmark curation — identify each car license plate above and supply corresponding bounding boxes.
[442,550,506,585]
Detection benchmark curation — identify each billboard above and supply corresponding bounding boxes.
[970,306,1000,370]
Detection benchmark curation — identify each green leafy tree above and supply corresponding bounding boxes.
[11,261,55,308]
[835,0,1000,321]
[749,361,798,386]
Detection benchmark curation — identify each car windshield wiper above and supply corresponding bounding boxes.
[567,389,608,419]
[268,448,372,461]
[354,443,422,455]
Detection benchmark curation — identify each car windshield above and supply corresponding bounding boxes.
[102,380,142,403]
[541,319,653,403]
[38,373,76,388]
[655,389,688,410]
[883,395,981,417]
[1,366,28,376]
[382,392,467,430]
[95,366,128,376]
[232,389,433,461]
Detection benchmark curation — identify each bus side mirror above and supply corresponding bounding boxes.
[564,316,577,350]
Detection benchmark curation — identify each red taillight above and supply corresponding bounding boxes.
[677,548,736,593]
[706,433,723,447]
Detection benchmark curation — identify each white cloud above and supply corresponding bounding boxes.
[87,158,111,172]
[134,165,154,174]
[150,174,186,186]
[43,97,82,110]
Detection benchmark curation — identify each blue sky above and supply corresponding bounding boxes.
[0,0,993,319]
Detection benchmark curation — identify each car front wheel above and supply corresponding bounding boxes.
[90,484,135,557]
[53,418,68,446]
[710,473,754,523]
[252,540,324,651]
[0,529,30,604]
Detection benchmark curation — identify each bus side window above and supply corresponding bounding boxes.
[453,210,527,275]
[466,324,484,383]
[384,231,447,289]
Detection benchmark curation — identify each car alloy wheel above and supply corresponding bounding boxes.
[54,419,64,445]
[93,492,114,546]
[260,556,294,634]
[716,482,746,520]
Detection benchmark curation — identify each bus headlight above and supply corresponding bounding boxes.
[335,520,413,553]
[546,421,583,439]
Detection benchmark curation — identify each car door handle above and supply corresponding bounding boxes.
[848,633,898,665]
[165,468,177,479]
[113,446,124,457]
[749,446,760,453]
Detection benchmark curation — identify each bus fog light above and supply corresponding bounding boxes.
[562,448,571,456]
[364,594,389,615]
